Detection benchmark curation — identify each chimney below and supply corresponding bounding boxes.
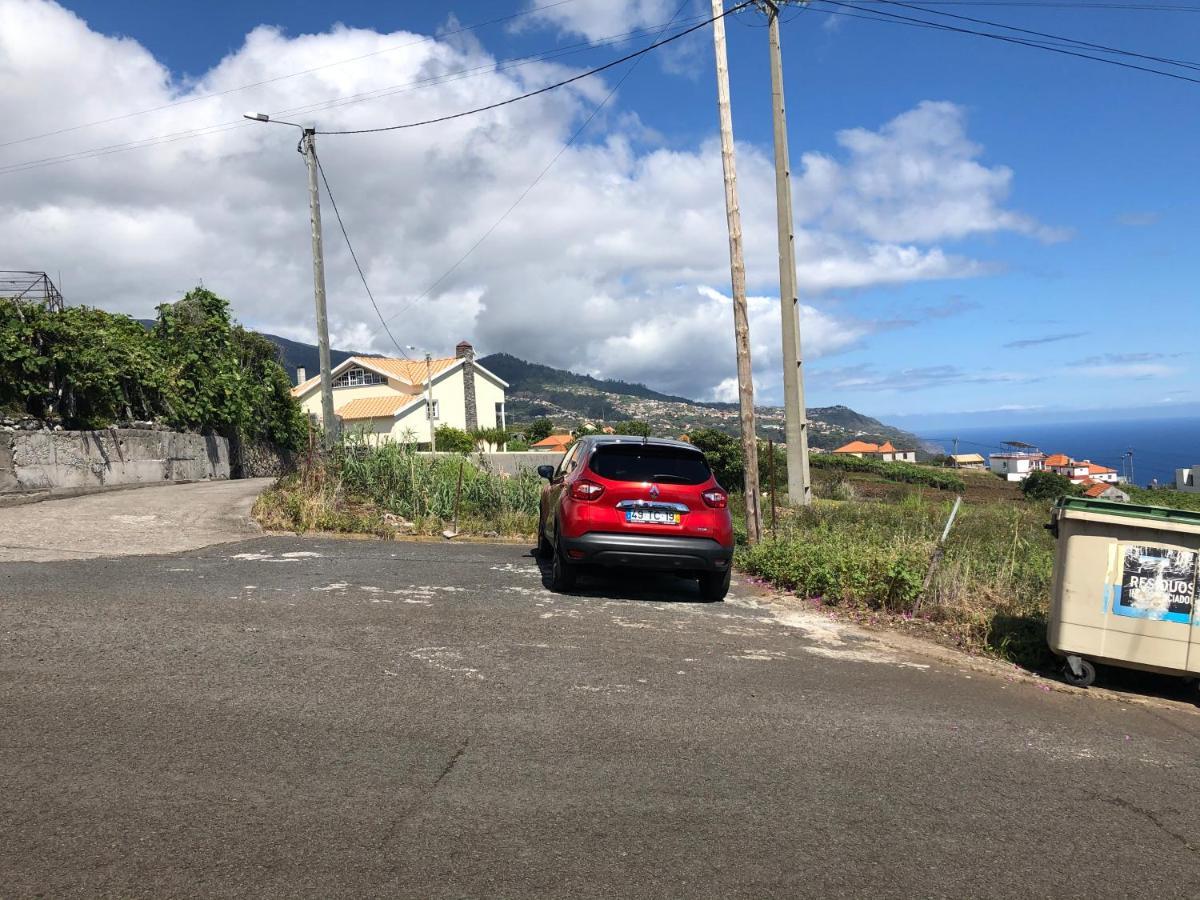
[296,366,307,386]
[457,341,478,431]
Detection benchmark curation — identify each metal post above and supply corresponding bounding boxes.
[765,2,812,506]
[769,439,778,538]
[711,0,763,544]
[302,129,337,448]
[425,352,437,453]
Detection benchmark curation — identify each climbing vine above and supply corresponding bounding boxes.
[0,288,306,450]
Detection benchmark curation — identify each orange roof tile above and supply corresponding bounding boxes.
[336,396,413,420]
[532,434,574,450]
[834,440,880,454]
[291,355,460,397]
[1083,482,1113,498]
[1086,463,1116,475]
[1042,454,1072,467]
[879,441,895,453]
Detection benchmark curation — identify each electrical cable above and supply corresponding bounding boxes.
[377,0,697,330]
[813,0,1200,84]
[0,0,590,150]
[317,1,755,135]
[860,0,1200,70]
[314,151,412,360]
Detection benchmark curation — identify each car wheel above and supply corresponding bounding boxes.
[698,569,731,603]
[549,545,577,593]
[534,521,552,559]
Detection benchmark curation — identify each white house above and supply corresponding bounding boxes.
[291,341,507,446]
[1177,465,1200,493]
[988,452,1044,482]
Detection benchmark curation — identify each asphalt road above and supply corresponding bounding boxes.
[3,537,1199,898]
[0,478,270,562]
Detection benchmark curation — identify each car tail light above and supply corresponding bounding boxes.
[702,488,727,509]
[570,480,605,501]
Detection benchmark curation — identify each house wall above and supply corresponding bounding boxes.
[298,362,507,442]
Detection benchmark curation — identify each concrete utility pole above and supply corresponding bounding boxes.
[711,0,763,544]
[425,352,437,453]
[300,129,337,448]
[761,0,812,506]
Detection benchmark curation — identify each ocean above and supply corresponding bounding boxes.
[920,418,1200,488]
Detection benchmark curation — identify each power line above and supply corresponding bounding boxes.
[0,0,590,151]
[852,2,1200,9]
[378,0,696,331]
[314,152,411,360]
[318,1,755,135]
[0,15,712,178]
[812,0,1200,84]
[861,0,1200,70]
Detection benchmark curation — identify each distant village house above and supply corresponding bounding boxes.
[833,440,917,463]
[291,341,507,447]
[948,453,986,469]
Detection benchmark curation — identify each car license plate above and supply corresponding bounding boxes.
[626,509,680,525]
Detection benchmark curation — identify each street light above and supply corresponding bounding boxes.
[244,112,338,447]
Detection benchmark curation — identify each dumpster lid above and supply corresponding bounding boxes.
[1055,495,1200,528]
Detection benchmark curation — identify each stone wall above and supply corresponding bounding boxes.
[0,429,230,495]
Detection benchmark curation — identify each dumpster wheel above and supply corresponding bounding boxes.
[1062,656,1096,688]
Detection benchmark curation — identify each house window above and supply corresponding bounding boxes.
[428,399,440,420]
[495,401,506,429]
[333,367,384,388]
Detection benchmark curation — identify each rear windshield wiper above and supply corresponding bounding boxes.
[650,473,693,483]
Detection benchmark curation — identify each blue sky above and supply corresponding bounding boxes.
[5,0,1198,427]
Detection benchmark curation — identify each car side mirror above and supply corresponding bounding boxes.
[536,465,555,480]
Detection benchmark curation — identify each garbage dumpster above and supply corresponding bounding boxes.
[1047,496,1200,687]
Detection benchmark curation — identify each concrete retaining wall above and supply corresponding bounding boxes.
[0,429,230,495]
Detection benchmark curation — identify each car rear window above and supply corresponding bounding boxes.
[588,444,711,485]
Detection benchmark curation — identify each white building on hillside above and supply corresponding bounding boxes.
[1178,465,1200,493]
[291,341,507,446]
[988,452,1045,481]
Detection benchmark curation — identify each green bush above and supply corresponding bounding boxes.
[0,288,306,450]
[1021,470,1081,501]
[435,424,476,453]
[688,428,744,490]
[525,418,554,442]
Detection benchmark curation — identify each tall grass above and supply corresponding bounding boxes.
[737,495,1057,668]
[254,435,541,537]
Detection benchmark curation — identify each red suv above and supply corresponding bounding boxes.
[535,436,734,601]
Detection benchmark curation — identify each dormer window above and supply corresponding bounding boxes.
[333,366,385,388]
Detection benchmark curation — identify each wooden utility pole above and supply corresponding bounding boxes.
[762,1,812,506]
[301,128,338,448]
[711,0,763,543]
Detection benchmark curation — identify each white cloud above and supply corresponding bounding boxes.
[521,0,677,43]
[0,0,1052,403]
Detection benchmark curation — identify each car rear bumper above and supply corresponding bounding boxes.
[559,532,732,573]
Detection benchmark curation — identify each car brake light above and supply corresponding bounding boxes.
[570,480,605,501]
[702,489,727,509]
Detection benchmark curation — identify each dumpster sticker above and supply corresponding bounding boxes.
[1110,544,1197,624]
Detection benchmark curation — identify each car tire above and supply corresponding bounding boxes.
[698,569,731,603]
[549,544,577,593]
[535,521,552,559]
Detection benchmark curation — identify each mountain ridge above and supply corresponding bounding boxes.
[255,334,928,453]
